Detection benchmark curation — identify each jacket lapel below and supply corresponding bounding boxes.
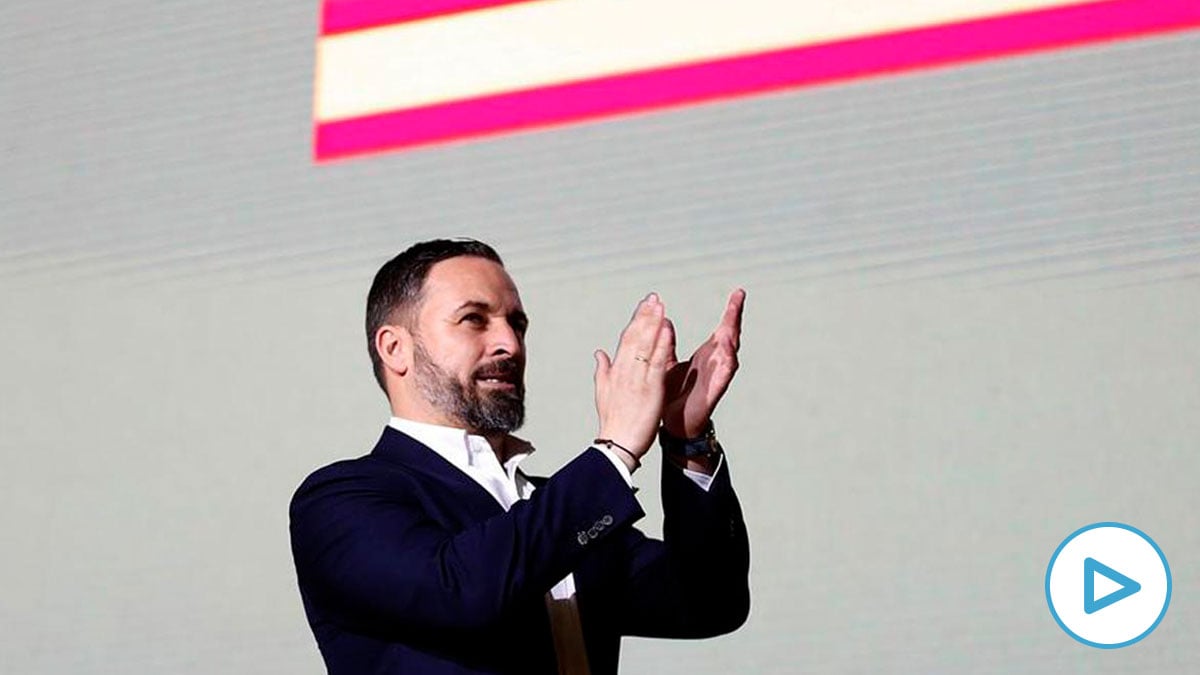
[369,426,504,522]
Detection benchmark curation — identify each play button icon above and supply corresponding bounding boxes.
[1046,522,1171,648]
[1084,557,1140,614]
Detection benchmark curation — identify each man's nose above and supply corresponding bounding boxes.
[488,321,523,357]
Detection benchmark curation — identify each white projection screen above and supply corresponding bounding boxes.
[2,0,1198,672]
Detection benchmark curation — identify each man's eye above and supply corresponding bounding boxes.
[461,313,486,326]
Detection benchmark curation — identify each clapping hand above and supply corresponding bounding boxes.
[593,293,676,464]
[661,289,745,439]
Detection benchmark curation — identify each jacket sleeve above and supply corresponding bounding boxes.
[613,453,751,638]
[289,448,643,633]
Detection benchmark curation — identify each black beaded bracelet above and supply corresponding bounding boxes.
[593,438,641,471]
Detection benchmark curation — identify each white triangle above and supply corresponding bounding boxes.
[1093,569,1123,600]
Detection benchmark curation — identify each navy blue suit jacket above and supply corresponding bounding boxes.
[289,426,750,674]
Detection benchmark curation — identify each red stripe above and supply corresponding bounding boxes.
[315,0,1200,161]
[321,0,538,35]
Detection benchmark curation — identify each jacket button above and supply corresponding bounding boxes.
[577,532,589,546]
[600,515,613,526]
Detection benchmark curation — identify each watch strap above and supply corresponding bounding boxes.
[658,422,722,459]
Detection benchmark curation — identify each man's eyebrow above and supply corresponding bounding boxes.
[453,301,528,324]
[453,300,493,313]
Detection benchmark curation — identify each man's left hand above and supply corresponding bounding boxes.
[661,289,745,439]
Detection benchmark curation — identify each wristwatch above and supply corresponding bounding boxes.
[658,421,723,460]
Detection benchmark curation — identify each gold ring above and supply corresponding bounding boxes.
[634,354,650,363]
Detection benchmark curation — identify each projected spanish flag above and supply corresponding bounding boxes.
[313,0,1200,161]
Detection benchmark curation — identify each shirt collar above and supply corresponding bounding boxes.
[387,416,534,477]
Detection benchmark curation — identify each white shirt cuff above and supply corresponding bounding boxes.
[677,454,723,492]
[593,445,634,488]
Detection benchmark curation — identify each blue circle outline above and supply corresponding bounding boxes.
[1045,521,1172,649]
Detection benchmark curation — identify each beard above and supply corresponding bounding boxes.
[411,338,525,433]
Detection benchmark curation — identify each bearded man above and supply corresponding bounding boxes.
[289,239,750,675]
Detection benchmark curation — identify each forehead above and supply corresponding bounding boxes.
[419,256,522,313]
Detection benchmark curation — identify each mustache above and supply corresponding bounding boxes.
[473,359,522,380]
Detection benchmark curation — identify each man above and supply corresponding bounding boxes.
[290,239,749,674]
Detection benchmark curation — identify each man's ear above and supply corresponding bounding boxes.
[375,324,413,379]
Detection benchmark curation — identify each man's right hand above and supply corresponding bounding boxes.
[593,293,676,464]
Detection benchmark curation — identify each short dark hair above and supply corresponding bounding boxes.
[366,239,504,393]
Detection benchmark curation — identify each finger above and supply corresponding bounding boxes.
[649,317,676,370]
[618,293,664,364]
[718,288,746,349]
[662,318,679,370]
[624,292,659,324]
[721,289,745,331]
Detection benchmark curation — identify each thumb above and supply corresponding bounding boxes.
[593,349,612,380]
